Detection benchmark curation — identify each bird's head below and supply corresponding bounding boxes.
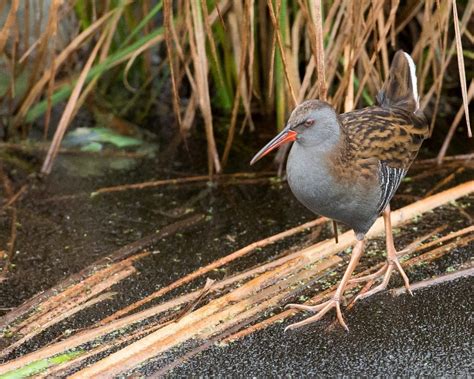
[250,100,338,165]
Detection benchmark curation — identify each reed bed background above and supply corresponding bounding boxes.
[0,0,472,174]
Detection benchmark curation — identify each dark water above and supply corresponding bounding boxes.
[0,145,473,375]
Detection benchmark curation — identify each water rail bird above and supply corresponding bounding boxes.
[251,50,429,331]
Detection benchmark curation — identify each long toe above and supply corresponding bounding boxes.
[284,298,348,331]
[285,302,328,313]
[355,253,413,300]
[355,281,388,301]
[392,258,413,295]
[348,264,388,284]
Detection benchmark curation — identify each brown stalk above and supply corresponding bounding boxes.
[1,207,17,273]
[62,184,474,375]
[0,0,19,55]
[401,225,474,258]
[189,0,221,174]
[41,320,169,378]
[199,256,342,340]
[232,1,254,133]
[266,8,278,101]
[75,7,126,120]
[437,80,474,164]
[414,153,474,166]
[70,260,307,377]
[298,56,316,103]
[391,266,474,296]
[0,215,204,331]
[309,0,327,101]
[246,0,256,131]
[395,1,424,35]
[222,7,251,166]
[92,172,276,195]
[420,0,473,112]
[0,184,27,210]
[424,166,465,197]
[402,235,474,268]
[0,256,145,358]
[13,8,118,126]
[452,0,472,137]
[40,24,111,174]
[99,217,327,324]
[42,0,60,140]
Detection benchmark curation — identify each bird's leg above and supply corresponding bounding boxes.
[352,205,413,301]
[285,239,366,331]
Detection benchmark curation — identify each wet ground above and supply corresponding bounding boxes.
[0,144,473,376]
[166,276,474,377]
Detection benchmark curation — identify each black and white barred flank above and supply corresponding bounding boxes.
[377,163,407,214]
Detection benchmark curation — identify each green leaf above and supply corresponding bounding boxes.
[0,351,83,379]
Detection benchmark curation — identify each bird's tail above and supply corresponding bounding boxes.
[377,50,419,113]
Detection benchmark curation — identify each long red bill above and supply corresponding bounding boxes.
[250,129,297,165]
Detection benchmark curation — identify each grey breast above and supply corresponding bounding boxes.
[286,143,380,236]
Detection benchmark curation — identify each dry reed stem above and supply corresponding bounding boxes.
[222,7,251,166]
[1,254,147,358]
[100,217,327,324]
[420,0,473,112]
[69,259,307,377]
[309,0,327,101]
[189,0,221,174]
[74,8,124,120]
[40,20,110,174]
[402,234,474,268]
[391,266,474,296]
[2,207,17,273]
[452,0,472,137]
[425,166,465,197]
[414,153,474,167]
[199,256,342,340]
[164,0,182,131]
[437,80,474,164]
[0,184,27,210]
[13,8,118,126]
[0,215,204,331]
[92,171,276,195]
[0,0,19,55]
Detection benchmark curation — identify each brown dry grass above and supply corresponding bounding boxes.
[0,1,471,174]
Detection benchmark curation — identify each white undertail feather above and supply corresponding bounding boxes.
[403,52,419,111]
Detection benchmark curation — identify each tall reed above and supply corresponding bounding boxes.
[0,0,471,174]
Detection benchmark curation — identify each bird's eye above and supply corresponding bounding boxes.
[304,119,314,127]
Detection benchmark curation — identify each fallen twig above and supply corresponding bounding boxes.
[402,234,474,268]
[391,266,474,296]
[100,217,327,324]
[0,184,27,210]
[425,166,465,197]
[92,172,276,195]
[0,214,204,330]
[413,153,474,167]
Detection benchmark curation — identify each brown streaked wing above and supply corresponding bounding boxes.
[339,106,429,213]
[339,106,429,170]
